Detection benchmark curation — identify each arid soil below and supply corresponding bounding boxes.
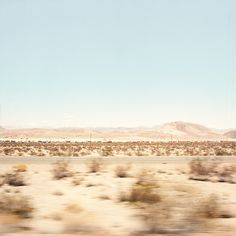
[0,159,236,236]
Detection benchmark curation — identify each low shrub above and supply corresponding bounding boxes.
[114,165,130,178]
[189,159,217,176]
[137,193,232,235]
[87,160,103,173]
[51,161,74,180]
[14,164,28,172]
[0,192,34,218]
[1,171,27,186]
[120,171,160,204]
[101,146,113,156]
[189,159,236,183]
[128,184,161,203]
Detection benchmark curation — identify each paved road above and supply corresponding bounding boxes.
[0,156,236,164]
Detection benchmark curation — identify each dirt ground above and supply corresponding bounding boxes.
[0,160,236,236]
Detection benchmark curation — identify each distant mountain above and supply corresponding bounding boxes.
[158,121,219,139]
[0,121,235,141]
[224,130,236,139]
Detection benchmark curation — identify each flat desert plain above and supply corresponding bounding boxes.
[0,156,236,236]
[1,141,236,157]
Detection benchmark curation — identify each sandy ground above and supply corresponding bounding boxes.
[0,159,236,236]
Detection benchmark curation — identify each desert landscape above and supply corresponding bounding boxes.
[0,158,236,236]
[0,122,236,158]
[0,140,236,157]
[1,0,235,235]
[1,123,236,235]
[1,122,236,142]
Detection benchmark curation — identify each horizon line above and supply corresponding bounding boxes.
[1,121,235,131]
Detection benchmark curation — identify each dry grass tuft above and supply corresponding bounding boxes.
[13,164,28,172]
[51,161,74,180]
[101,146,113,156]
[192,194,234,219]
[114,165,131,178]
[0,192,34,218]
[136,193,233,235]
[196,194,221,219]
[1,170,27,187]
[120,170,160,204]
[189,159,217,177]
[189,159,236,183]
[87,159,103,173]
[140,203,172,234]
[136,169,158,187]
[217,165,236,183]
[128,184,161,204]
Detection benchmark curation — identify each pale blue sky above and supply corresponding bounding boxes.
[0,0,235,128]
